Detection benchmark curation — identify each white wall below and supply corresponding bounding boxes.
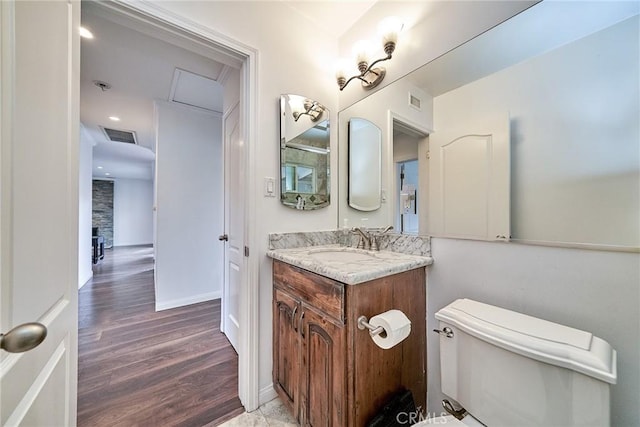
[113,178,153,246]
[154,101,223,310]
[433,16,639,248]
[78,131,93,288]
[427,238,640,426]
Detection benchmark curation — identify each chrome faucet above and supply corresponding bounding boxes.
[351,226,393,251]
[351,227,371,250]
[370,225,394,251]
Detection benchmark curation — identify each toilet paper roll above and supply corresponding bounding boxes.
[369,309,412,349]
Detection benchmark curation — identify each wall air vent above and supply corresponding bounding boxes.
[101,127,138,145]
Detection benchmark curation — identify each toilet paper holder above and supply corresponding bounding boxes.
[357,315,386,337]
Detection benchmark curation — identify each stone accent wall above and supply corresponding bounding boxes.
[92,180,114,248]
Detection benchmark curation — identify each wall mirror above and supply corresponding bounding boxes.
[280,94,330,210]
[338,2,639,250]
[348,118,381,211]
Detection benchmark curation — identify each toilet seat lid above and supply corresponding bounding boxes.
[435,299,617,384]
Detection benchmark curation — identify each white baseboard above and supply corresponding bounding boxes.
[78,271,93,289]
[155,291,221,311]
[259,383,277,406]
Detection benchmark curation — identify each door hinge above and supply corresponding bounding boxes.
[244,246,250,257]
[426,151,431,159]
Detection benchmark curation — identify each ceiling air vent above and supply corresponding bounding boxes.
[101,127,138,144]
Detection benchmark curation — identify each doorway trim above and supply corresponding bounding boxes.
[387,110,432,236]
[98,0,260,410]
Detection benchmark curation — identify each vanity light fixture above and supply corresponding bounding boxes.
[291,98,324,122]
[335,16,403,91]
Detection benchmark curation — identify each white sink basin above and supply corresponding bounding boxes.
[307,248,377,263]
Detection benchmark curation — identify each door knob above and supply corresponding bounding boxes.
[1,322,47,353]
[218,234,228,241]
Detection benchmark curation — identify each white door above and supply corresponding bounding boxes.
[429,114,510,241]
[221,102,243,352]
[1,1,79,426]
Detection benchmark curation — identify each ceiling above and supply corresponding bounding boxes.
[281,1,377,37]
[81,1,376,181]
[81,3,229,180]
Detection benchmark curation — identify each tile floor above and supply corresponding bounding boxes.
[217,398,297,426]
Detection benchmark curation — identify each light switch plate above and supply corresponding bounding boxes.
[264,177,276,197]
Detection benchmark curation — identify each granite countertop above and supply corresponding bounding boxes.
[267,244,433,285]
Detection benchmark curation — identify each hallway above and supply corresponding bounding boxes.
[78,246,243,426]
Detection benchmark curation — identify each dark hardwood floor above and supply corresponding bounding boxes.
[78,245,244,427]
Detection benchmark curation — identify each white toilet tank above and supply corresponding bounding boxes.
[435,299,617,426]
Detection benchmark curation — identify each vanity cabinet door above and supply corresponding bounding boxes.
[273,288,301,420]
[299,306,346,427]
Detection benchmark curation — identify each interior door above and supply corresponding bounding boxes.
[429,114,510,241]
[1,1,79,425]
[221,102,243,352]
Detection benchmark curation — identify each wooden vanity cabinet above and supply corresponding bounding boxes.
[273,260,426,427]
[273,260,346,426]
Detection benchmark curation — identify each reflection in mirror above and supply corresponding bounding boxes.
[348,118,381,211]
[280,94,330,210]
[338,2,639,250]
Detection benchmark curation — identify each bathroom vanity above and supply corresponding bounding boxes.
[269,245,432,426]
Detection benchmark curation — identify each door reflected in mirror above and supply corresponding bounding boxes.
[280,94,330,210]
[348,117,381,211]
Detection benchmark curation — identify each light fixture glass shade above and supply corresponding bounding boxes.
[334,58,351,79]
[377,16,403,45]
[352,40,373,65]
[288,96,305,115]
[79,26,94,39]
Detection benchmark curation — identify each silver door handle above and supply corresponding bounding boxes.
[1,322,47,353]
[218,234,228,241]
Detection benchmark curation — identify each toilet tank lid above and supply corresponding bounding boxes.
[435,299,617,384]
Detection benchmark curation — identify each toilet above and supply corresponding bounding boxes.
[416,299,617,426]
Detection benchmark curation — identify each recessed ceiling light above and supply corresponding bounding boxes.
[109,116,120,122]
[105,172,111,176]
[79,27,94,39]
[97,166,103,169]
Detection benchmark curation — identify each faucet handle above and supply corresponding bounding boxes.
[370,236,379,251]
